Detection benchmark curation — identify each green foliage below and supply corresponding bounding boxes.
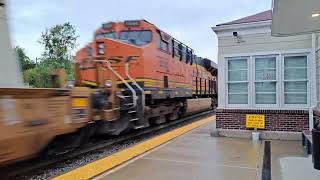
[15,46,36,71]
[23,60,53,88]
[39,22,78,69]
[20,22,78,88]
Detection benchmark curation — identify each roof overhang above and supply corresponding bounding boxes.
[212,20,271,33]
[271,0,320,36]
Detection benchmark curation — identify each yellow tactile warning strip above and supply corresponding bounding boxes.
[52,116,214,180]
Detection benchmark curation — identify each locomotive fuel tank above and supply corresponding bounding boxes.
[184,98,212,115]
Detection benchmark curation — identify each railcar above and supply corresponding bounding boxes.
[75,20,218,135]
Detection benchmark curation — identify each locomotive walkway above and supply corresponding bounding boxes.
[53,115,320,180]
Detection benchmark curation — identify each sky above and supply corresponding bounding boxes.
[7,0,272,62]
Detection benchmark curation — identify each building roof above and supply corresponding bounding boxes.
[217,10,272,26]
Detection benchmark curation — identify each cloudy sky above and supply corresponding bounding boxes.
[8,0,271,62]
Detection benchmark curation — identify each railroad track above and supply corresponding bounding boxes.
[0,110,214,179]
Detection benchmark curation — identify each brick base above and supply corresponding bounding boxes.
[216,109,309,132]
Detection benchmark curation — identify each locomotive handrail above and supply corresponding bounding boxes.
[94,59,137,109]
[125,63,145,112]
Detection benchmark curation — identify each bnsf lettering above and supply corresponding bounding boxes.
[108,56,140,63]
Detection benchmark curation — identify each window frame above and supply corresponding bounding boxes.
[281,53,310,108]
[226,57,250,108]
[95,32,117,40]
[223,51,311,110]
[253,55,279,108]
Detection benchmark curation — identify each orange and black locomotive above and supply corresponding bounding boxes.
[75,19,218,135]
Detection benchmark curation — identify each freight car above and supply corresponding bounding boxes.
[75,19,218,135]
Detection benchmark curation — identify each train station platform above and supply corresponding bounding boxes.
[92,118,320,180]
[97,118,320,180]
[54,116,320,180]
[97,120,261,180]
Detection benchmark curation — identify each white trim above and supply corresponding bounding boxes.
[217,55,226,108]
[225,57,250,108]
[213,21,271,32]
[311,34,317,107]
[221,49,312,109]
[281,53,310,108]
[253,55,279,108]
[221,49,311,59]
[218,107,310,110]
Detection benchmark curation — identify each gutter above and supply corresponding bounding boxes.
[212,20,271,33]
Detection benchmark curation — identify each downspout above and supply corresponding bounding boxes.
[310,33,318,130]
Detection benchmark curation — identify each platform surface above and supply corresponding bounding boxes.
[99,121,261,180]
[97,121,320,180]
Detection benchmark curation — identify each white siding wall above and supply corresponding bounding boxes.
[214,22,315,109]
[218,33,312,55]
[316,33,320,107]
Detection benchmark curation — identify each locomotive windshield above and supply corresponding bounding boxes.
[119,30,152,46]
[96,32,117,40]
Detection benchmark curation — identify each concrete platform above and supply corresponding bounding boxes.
[271,140,320,180]
[97,121,320,180]
[98,121,262,180]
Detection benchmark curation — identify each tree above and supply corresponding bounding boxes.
[35,22,78,87]
[15,46,36,71]
[39,22,78,71]
[19,22,78,88]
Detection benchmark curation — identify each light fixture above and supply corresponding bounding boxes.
[104,80,112,88]
[312,13,320,18]
[97,42,105,55]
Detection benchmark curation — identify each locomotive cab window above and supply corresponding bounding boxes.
[119,30,152,46]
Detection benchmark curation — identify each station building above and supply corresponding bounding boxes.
[212,10,319,135]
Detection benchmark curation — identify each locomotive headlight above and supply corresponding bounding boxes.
[105,79,112,88]
[97,42,105,55]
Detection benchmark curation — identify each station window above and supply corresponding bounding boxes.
[157,32,169,52]
[254,57,277,104]
[227,58,248,104]
[283,55,308,104]
[225,53,310,108]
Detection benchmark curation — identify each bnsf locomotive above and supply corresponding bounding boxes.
[0,18,217,166]
[75,19,218,135]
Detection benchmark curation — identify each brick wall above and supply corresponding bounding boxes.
[216,109,309,132]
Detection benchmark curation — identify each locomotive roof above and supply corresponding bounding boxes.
[95,19,217,73]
